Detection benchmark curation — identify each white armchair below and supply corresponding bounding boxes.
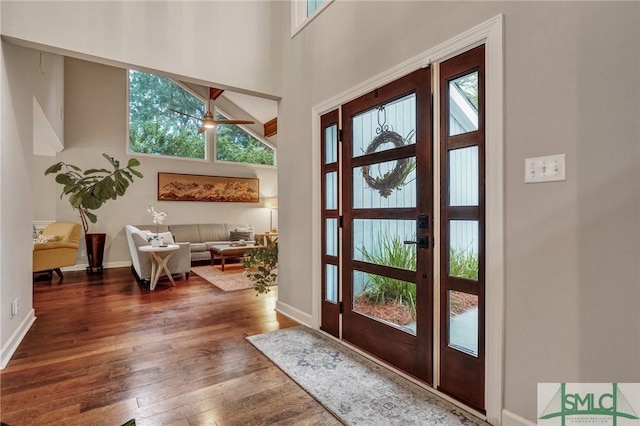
[124,225,191,284]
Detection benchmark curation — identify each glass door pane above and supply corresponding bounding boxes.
[353,270,417,335]
[448,72,478,136]
[352,94,416,158]
[448,290,478,356]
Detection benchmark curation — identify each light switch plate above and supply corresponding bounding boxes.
[524,154,566,183]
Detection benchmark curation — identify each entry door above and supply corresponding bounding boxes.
[341,68,433,382]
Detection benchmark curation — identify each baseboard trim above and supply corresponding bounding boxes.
[62,261,131,272]
[502,409,537,426]
[275,301,313,327]
[1,308,36,369]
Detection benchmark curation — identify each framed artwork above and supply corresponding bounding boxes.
[157,172,259,203]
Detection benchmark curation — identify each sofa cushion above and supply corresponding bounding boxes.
[169,224,201,243]
[198,224,230,242]
[189,242,207,252]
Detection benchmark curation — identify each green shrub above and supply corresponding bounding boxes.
[449,248,479,280]
[357,232,479,314]
[358,233,417,315]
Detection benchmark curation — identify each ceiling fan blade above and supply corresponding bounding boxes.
[168,108,202,121]
[215,120,255,125]
[198,126,206,134]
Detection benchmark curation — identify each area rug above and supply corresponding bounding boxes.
[247,326,487,426]
[191,265,254,292]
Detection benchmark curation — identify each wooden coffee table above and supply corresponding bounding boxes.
[209,244,265,271]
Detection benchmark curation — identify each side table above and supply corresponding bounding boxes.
[139,244,180,290]
[254,232,278,246]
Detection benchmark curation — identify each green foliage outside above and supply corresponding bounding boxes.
[449,247,479,280]
[129,70,205,159]
[358,233,417,315]
[358,232,479,315]
[128,70,275,165]
[215,113,275,166]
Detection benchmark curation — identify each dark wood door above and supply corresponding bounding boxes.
[341,68,434,383]
[320,109,341,338]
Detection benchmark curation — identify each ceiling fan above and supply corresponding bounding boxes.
[169,87,255,134]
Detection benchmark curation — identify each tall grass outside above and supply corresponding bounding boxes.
[356,233,479,324]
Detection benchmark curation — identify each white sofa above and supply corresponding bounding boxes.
[124,224,191,284]
[166,223,254,262]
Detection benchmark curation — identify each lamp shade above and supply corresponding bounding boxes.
[264,197,278,209]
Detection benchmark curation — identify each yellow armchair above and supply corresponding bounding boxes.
[33,222,81,279]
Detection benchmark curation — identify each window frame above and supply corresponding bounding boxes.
[291,0,334,38]
[213,106,277,168]
[125,69,210,163]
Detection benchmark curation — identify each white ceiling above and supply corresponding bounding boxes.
[223,91,277,124]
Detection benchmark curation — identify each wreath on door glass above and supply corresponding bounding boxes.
[361,129,416,198]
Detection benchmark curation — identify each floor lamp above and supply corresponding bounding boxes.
[264,197,278,232]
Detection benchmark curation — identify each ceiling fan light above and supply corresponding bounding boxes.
[202,110,216,128]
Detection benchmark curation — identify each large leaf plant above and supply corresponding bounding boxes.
[45,153,143,233]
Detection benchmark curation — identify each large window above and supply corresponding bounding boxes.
[128,70,206,160]
[215,111,275,166]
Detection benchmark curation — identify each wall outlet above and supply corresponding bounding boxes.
[81,250,87,257]
[10,298,19,317]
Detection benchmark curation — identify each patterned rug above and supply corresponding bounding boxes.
[191,264,254,291]
[247,326,487,426]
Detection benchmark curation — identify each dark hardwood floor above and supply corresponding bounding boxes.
[0,267,340,426]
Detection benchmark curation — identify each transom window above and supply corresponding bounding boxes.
[291,0,334,36]
[128,70,206,160]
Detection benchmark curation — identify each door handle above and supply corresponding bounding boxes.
[403,236,428,249]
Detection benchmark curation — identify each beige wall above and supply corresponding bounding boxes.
[276,0,640,422]
[2,1,640,424]
[1,42,37,365]
[1,1,281,98]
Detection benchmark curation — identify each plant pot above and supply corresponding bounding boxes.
[85,233,106,274]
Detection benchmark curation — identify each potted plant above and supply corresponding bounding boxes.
[242,239,278,295]
[45,153,143,273]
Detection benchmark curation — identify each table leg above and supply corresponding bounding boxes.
[149,254,160,290]
[221,255,226,271]
[149,251,176,290]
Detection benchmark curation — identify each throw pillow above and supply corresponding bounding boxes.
[230,230,251,241]
[235,227,254,232]
[33,234,60,244]
[156,231,175,244]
